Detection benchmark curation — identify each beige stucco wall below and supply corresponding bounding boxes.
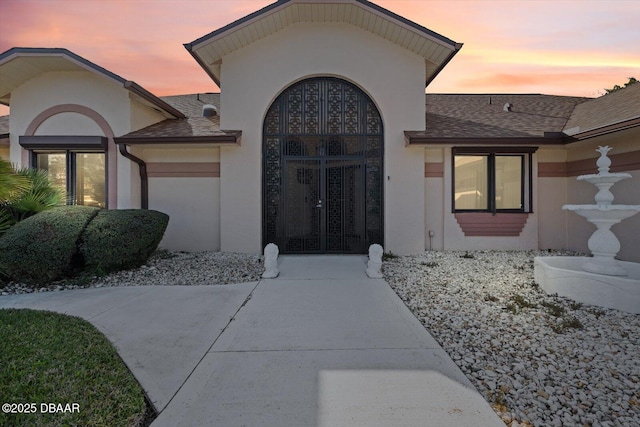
[9,71,130,164]
[219,22,427,254]
[34,112,104,135]
[537,148,569,250]
[148,178,220,252]
[143,147,221,252]
[424,148,444,250]
[7,70,168,211]
[130,97,167,132]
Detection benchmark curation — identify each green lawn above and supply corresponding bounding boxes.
[0,309,149,427]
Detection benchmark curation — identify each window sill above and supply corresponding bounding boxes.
[454,212,530,237]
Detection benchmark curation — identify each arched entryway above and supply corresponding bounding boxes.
[262,77,383,254]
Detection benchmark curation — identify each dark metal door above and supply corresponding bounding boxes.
[282,157,365,253]
[263,77,383,254]
[325,158,364,253]
[283,158,322,252]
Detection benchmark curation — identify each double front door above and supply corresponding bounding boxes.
[283,157,365,253]
[262,77,384,254]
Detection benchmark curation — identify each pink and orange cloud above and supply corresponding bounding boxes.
[1,0,639,116]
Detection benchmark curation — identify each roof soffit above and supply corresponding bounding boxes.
[186,0,461,86]
[0,49,126,105]
[0,48,185,119]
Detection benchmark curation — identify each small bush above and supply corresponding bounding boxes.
[511,294,537,309]
[0,206,98,285]
[550,316,584,333]
[421,261,439,268]
[542,301,566,317]
[382,252,398,261]
[484,294,499,302]
[80,209,169,275]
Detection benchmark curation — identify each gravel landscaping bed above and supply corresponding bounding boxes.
[0,251,263,295]
[384,250,640,427]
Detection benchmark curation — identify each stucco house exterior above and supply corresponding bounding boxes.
[0,0,638,261]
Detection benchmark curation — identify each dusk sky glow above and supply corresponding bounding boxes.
[1,0,639,116]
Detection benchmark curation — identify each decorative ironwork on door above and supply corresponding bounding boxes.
[263,77,383,253]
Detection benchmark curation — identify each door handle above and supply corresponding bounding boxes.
[315,200,323,208]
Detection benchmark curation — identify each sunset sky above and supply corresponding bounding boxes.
[1,0,639,116]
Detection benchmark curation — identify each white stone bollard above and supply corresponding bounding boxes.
[262,243,279,278]
[366,244,384,278]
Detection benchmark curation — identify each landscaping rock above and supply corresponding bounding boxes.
[383,250,640,427]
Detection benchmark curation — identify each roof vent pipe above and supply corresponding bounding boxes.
[503,103,512,112]
[202,104,217,117]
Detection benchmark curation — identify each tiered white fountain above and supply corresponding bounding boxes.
[534,146,640,314]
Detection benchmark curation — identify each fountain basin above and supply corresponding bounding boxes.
[562,205,640,221]
[577,173,631,186]
[534,256,640,314]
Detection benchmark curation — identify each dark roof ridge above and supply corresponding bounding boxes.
[426,93,592,99]
[160,92,220,99]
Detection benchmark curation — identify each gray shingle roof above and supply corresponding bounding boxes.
[564,83,640,135]
[423,94,591,139]
[126,92,594,142]
[119,93,239,140]
[48,90,640,143]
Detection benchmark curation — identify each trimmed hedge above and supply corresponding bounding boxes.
[0,206,99,284]
[80,209,169,274]
[0,207,169,285]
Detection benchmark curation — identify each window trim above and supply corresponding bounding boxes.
[452,146,535,214]
[21,135,109,208]
[30,149,107,208]
[20,135,108,150]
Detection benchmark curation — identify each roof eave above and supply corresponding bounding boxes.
[404,131,574,147]
[425,42,463,87]
[0,47,185,119]
[123,81,186,119]
[185,0,462,88]
[565,116,640,141]
[114,132,242,146]
[183,43,221,87]
[0,47,127,87]
[185,1,289,50]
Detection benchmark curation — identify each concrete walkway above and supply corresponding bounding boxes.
[0,255,503,426]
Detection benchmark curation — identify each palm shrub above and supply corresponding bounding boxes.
[0,160,65,235]
[0,159,30,200]
[0,159,30,235]
[5,167,65,221]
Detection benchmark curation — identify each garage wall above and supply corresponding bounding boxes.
[142,147,221,252]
